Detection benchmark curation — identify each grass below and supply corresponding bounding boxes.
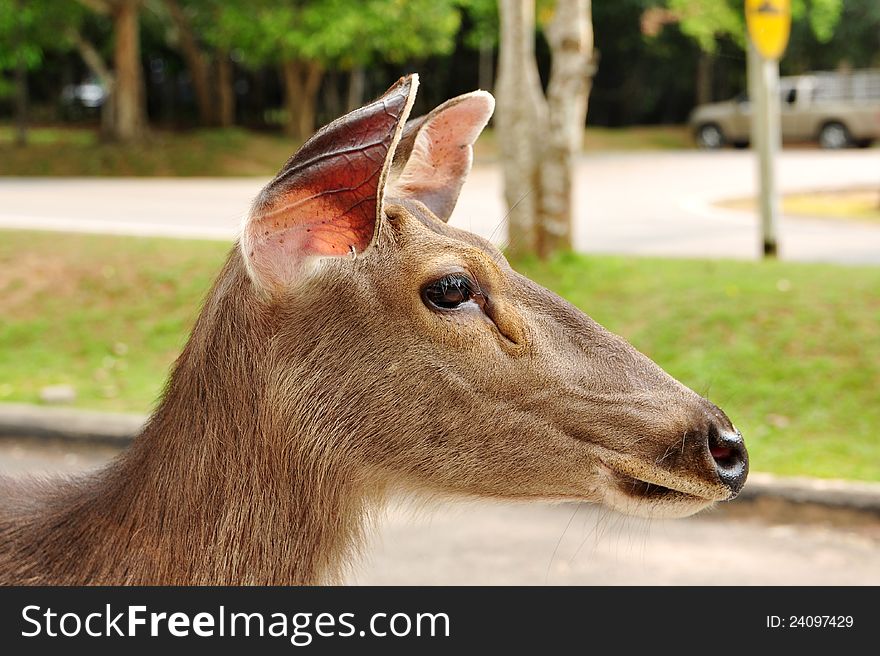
[782,188,880,222]
[475,125,692,160]
[0,231,229,412]
[0,123,693,177]
[2,230,878,482]
[720,187,880,222]
[582,125,693,151]
[0,126,300,177]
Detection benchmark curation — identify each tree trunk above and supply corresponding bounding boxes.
[346,66,365,112]
[696,50,714,106]
[538,0,594,256]
[323,70,342,120]
[164,0,212,125]
[495,0,547,256]
[13,65,28,146]
[13,0,28,147]
[112,0,147,142]
[478,36,494,92]
[281,60,324,140]
[215,51,235,128]
[496,0,595,259]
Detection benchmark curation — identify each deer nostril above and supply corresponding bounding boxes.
[710,445,734,463]
[708,427,748,497]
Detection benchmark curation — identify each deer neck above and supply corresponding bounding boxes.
[35,255,372,584]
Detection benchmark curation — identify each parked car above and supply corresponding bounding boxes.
[689,69,880,149]
[61,80,108,109]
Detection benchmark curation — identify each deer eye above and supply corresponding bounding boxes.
[422,274,482,310]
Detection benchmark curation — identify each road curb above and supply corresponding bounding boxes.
[2,403,880,512]
[737,472,880,513]
[0,403,142,447]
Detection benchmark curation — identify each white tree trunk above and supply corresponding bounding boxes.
[538,0,594,256]
[496,0,595,258]
[495,0,547,256]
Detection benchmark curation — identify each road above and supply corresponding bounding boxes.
[1,149,879,263]
[2,439,878,585]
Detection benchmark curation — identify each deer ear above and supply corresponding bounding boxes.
[389,90,494,222]
[242,75,418,290]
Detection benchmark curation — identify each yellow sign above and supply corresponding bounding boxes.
[745,0,791,60]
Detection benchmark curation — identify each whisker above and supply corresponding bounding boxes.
[494,188,537,265]
[570,504,611,565]
[655,443,676,464]
[545,502,581,583]
[489,187,533,245]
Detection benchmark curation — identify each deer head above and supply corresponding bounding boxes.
[240,73,748,521]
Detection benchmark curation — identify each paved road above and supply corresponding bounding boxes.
[1,149,879,263]
[2,439,878,585]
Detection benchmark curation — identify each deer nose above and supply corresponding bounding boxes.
[707,426,748,496]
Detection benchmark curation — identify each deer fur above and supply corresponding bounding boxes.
[0,75,747,585]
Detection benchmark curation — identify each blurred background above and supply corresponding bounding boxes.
[0,0,878,584]
[2,0,878,152]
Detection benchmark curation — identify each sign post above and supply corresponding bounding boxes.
[745,0,791,258]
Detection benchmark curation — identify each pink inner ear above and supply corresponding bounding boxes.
[253,145,386,259]
[391,92,494,221]
[243,75,417,290]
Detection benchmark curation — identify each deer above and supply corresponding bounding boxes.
[0,74,747,585]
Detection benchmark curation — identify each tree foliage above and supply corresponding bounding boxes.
[1,0,875,134]
[205,0,462,69]
[459,0,559,49]
[785,0,880,71]
[667,0,843,53]
[668,0,744,52]
[0,0,84,86]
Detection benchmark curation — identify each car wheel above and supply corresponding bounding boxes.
[855,138,874,149]
[818,122,851,149]
[696,124,725,150]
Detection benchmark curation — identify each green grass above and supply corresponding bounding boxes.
[0,231,230,412]
[475,125,692,160]
[582,125,693,151]
[1,230,878,481]
[0,126,300,177]
[0,123,693,177]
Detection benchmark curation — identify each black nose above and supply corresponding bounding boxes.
[708,426,748,496]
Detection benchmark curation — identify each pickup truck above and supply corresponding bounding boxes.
[689,69,880,149]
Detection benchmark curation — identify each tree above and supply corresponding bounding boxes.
[0,0,81,145]
[159,0,246,127]
[460,0,503,91]
[665,0,843,51]
[649,0,844,104]
[0,0,40,146]
[163,0,213,125]
[784,0,877,72]
[496,0,596,258]
[212,0,463,140]
[74,0,148,142]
